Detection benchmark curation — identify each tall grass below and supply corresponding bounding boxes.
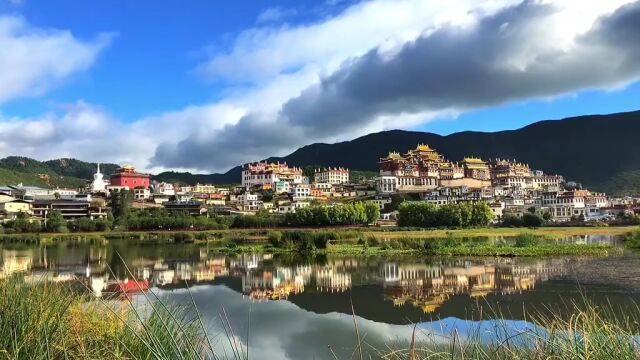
[0,275,246,360]
[2,274,639,359]
[377,298,640,359]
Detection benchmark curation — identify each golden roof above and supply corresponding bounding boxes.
[416,144,433,151]
[386,151,402,159]
[462,157,485,163]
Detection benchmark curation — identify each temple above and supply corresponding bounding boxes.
[110,165,150,189]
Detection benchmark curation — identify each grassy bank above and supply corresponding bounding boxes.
[1,276,639,359]
[361,225,638,239]
[204,233,619,257]
[1,226,634,256]
[0,276,228,360]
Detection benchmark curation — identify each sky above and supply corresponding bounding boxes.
[0,0,639,173]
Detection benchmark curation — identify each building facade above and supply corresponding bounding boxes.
[110,165,150,189]
[314,167,349,184]
[241,162,303,188]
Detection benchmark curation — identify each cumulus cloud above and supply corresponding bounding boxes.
[256,7,298,24]
[0,16,112,104]
[149,0,640,171]
[3,0,640,174]
[0,102,152,165]
[199,0,520,83]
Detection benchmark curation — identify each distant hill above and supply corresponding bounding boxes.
[175,110,640,195]
[1,110,638,195]
[151,171,236,185]
[0,157,119,189]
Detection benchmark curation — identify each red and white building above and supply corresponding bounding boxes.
[110,165,150,189]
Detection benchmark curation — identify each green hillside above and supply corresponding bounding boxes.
[0,156,114,189]
[0,168,86,188]
[593,170,640,197]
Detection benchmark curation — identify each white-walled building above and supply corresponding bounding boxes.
[241,162,304,188]
[153,182,175,196]
[237,193,261,212]
[376,176,398,194]
[291,184,311,200]
[134,188,151,200]
[314,167,349,185]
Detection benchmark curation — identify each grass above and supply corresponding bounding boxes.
[2,274,640,359]
[360,225,638,239]
[1,227,633,257]
[0,275,246,360]
[378,298,640,359]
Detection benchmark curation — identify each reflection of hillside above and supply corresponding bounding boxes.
[382,259,567,313]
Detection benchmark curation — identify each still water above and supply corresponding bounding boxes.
[2,234,639,359]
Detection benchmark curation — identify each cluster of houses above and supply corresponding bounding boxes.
[375,144,639,222]
[1,145,639,224]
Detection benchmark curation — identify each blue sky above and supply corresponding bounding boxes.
[0,0,639,171]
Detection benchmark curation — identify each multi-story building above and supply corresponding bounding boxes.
[32,199,93,220]
[241,162,303,188]
[236,193,261,212]
[152,182,175,196]
[461,157,490,180]
[163,201,207,216]
[376,176,398,194]
[314,167,349,185]
[489,159,531,179]
[192,183,217,194]
[0,200,32,221]
[290,184,311,200]
[133,188,151,200]
[110,165,150,189]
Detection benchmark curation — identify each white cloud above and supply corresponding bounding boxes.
[256,7,298,24]
[2,0,640,175]
[150,0,640,171]
[0,15,112,104]
[199,0,522,83]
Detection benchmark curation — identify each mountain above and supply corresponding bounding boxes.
[151,171,237,185]
[2,110,638,195]
[170,110,640,195]
[0,157,119,189]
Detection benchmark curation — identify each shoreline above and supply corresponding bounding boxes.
[0,225,637,239]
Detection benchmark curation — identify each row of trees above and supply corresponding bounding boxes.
[2,211,113,234]
[126,209,230,231]
[284,202,380,226]
[397,201,494,228]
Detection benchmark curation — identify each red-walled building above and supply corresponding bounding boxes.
[110,165,150,189]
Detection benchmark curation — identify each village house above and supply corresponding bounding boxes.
[314,167,349,185]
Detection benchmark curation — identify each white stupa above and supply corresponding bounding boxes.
[90,163,107,193]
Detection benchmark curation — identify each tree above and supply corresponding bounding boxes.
[364,202,381,224]
[521,213,544,228]
[45,210,65,232]
[542,211,552,221]
[108,189,132,224]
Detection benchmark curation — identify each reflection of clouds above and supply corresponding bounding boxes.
[150,285,540,359]
[153,285,418,359]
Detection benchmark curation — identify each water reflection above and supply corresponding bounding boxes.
[2,235,638,359]
[1,238,628,317]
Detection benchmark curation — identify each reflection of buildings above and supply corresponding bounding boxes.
[2,245,568,309]
[382,259,566,313]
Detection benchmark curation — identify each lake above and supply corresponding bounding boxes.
[2,234,639,359]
